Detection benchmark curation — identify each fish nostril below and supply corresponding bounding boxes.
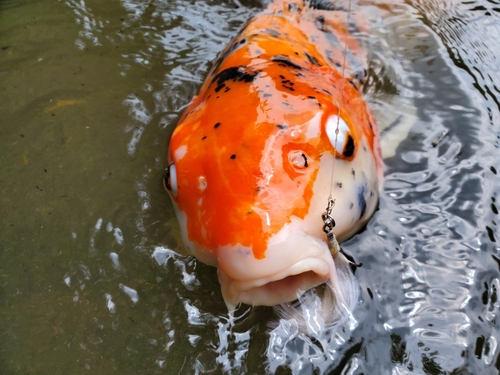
[288,150,309,169]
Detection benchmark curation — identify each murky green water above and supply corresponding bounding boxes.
[1,0,499,373]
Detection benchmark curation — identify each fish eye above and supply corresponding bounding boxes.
[288,150,309,169]
[325,115,355,158]
[163,163,178,197]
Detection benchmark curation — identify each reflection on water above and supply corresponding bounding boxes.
[1,0,500,373]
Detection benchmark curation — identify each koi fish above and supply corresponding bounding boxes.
[164,0,383,324]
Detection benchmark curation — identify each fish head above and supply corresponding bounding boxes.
[164,64,382,309]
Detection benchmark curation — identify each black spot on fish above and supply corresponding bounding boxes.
[212,67,258,93]
[322,89,332,95]
[358,185,367,219]
[280,75,285,79]
[230,154,236,159]
[215,83,226,93]
[491,166,497,174]
[343,135,355,158]
[272,56,305,70]
[348,80,357,89]
[352,169,356,178]
[349,202,354,209]
[201,136,207,140]
[282,102,290,106]
[305,52,321,66]
[263,93,272,98]
[214,122,220,129]
[276,124,288,129]
[306,0,337,11]
[315,16,326,31]
[264,28,281,37]
[281,79,295,92]
[239,38,246,45]
[337,182,343,188]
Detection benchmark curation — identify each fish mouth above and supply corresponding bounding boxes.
[218,256,333,308]
[215,219,339,309]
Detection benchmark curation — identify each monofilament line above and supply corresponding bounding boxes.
[328,0,353,199]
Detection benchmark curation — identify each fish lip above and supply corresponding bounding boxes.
[218,256,334,307]
[235,257,330,289]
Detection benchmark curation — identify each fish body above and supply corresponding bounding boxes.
[165,0,383,318]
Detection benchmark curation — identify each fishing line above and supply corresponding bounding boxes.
[329,0,352,198]
[322,0,353,257]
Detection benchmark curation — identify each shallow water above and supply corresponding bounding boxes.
[1,0,499,373]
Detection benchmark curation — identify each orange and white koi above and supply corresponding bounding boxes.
[164,0,383,322]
